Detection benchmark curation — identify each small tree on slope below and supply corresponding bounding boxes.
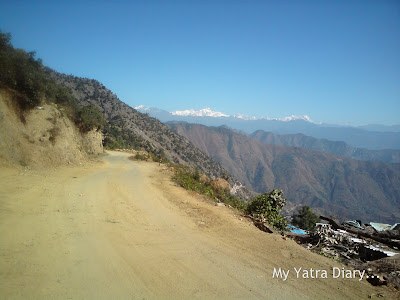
[246,189,288,231]
[291,205,319,232]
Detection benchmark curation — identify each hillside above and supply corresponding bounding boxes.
[44,69,249,195]
[169,122,400,224]
[0,90,103,168]
[251,130,400,164]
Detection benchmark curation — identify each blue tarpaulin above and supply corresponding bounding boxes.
[288,225,307,235]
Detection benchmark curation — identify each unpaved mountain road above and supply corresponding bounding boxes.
[0,151,397,299]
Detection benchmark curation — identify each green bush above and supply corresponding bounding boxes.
[172,165,211,194]
[0,33,47,110]
[291,205,319,232]
[129,153,149,161]
[149,153,160,162]
[171,164,245,210]
[76,105,104,132]
[246,189,288,231]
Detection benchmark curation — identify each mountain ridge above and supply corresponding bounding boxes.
[169,122,400,224]
[250,130,400,164]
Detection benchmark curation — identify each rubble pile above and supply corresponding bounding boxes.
[307,223,360,261]
[297,217,400,288]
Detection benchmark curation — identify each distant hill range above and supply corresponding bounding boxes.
[250,131,400,164]
[169,122,400,224]
[136,106,400,151]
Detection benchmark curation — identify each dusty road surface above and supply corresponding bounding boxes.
[0,151,397,299]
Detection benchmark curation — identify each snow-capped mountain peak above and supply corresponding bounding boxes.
[276,115,314,123]
[134,105,150,111]
[172,108,230,118]
[233,113,257,120]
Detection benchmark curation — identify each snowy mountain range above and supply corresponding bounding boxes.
[134,105,400,150]
[172,108,230,118]
[136,106,315,123]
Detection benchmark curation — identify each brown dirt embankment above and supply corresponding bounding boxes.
[0,151,398,299]
[0,89,103,169]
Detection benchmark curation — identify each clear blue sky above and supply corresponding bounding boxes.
[1,0,399,125]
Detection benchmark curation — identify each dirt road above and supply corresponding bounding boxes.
[0,151,396,299]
